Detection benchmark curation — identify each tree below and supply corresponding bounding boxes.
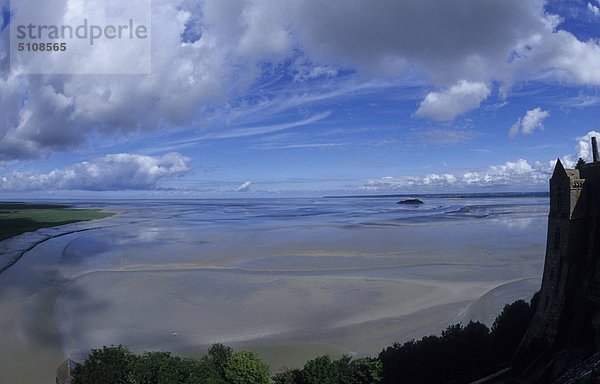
[206,343,233,379]
[274,356,382,384]
[273,368,302,384]
[333,355,354,384]
[443,321,493,381]
[223,351,271,384]
[301,355,339,384]
[132,351,207,384]
[349,358,382,384]
[186,358,228,384]
[72,345,137,384]
[72,344,229,384]
[491,299,533,364]
[379,322,492,384]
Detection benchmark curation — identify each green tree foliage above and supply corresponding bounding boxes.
[278,355,382,384]
[132,351,213,384]
[379,297,536,384]
[379,321,493,384]
[206,343,233,379]
[70,297,535,384]
[133,351,179,384]
[491,299,533,364]
[72,345,229,384]
[348,358,382,384]
[273,368,303,384]
[301,355,339,384]
[223,351,271,384]
[334,355,356,384]
[72,345,137,384]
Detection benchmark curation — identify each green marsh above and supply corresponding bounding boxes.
[0,203,112,241]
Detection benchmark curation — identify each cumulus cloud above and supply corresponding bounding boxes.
[510,29,600,86]
[574,130,600,162]
[2,0,600,162]
[415,81,491,121]
[237,181,252,192]
[509,107,550,138]
[588,2,600,16]
[1,0,231,160]
[363,159,551,191]
[361,175,435,191]
[0,153,189,191]
[557,131,600,167]
[10,0,151,75]
[363,131,600,192]
[290,0,547,82]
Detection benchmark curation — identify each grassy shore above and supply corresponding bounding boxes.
[0,202,113,241]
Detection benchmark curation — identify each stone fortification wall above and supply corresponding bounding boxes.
[514,160,600,381]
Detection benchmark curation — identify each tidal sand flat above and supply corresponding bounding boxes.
[0,195,547,382]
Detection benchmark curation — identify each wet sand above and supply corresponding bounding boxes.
[0,197,547,382]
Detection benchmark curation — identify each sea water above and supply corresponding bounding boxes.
[0,194,548,382]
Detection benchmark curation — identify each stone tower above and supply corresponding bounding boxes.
[514,138,600,380]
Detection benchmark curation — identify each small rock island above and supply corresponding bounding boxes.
[397,198,424,205]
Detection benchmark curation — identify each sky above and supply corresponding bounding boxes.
[1,0,600,198]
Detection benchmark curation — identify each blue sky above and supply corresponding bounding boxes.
[1,0,600,198]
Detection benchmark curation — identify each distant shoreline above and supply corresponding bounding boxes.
[323,191,549,199]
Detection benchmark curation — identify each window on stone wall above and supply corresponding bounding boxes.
[557,193,563,215]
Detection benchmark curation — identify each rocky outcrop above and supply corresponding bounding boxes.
[397,198,424,205]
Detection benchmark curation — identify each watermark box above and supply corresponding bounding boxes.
[10,0,151,74]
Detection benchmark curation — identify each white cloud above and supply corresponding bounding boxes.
[0,153,189,191]
[588,2,600,16]
[202,111,332,140]
[465,158,550,186]
[363,159,551,191]
[512,29,600,86]
[575,130,600,162]
[415,81,491,121]
[10,0,151,75]
[363,131,600,192]
[2,0,600,161]
[422,173,457,185]
[293,62,339,82]
[237,181,252,192]
[0,0,233,160]
[509,107,550,138]
[521,108,550,134]
[290,0,547,82]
